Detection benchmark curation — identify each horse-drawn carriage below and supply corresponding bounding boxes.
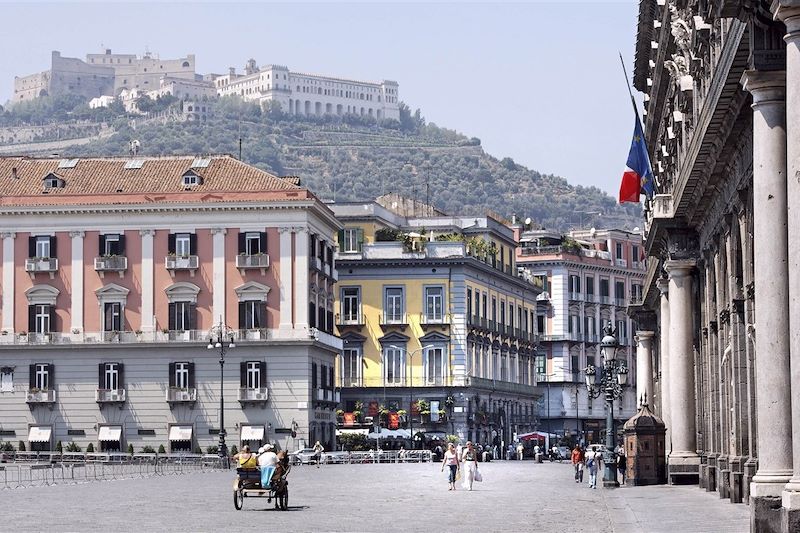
[232,462,291,511]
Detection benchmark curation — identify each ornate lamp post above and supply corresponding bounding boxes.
[208,321,236,465]
[390,344,433,449]
[584,323,628,488]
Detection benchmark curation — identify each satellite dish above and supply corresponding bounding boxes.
[589,227,596,236]
[525,217,531,225]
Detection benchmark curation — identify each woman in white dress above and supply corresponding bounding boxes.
[461,441,479,490]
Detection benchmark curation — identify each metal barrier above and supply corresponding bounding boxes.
[0,452,229,489]
[295,449,433,465]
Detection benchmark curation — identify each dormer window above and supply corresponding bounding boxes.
[182,170,202,188]
[42,173,65,189]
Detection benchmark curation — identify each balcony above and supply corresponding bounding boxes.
[94,256,128,277]
[314,388,336,404]
[166,387,197,403]
[465,376,537,397]
[340,377,363,388]
[235,254,269,274]
[166,330,200,342]
[615,259,628,268]
[165,255,199,276]
[569,292,583,302]
[238,328,268,341]
[238,387,268,404]
[600,296,612,305]
[336,313,365,329]
[614,298,627,307]
[584,294,598,304]
[311,256,323,272]
[26,389,57,404]
[420,313,450,328]
[25,257,58,278]
[379,313,408,331]
[96,388,126,403]
[539,334,568,342]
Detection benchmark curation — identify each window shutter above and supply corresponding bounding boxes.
[189,234,197,255]
[48,306,55,333]
[47,364,54,386]
[168,234,176,254]
[318,307,325,330]
[168,363,176,387]
[168,303,176,331]
[99,363,105,388]
[309,302,316,328]
[257,302,267,329]
[118,234,126,255]
[238,302,246,329]
[28,236,36,258]
[337,230,345,251]
[187,303,197,331]
[312,363,317,390]
[28,305,35,333]
[238,232,246,254]
[118,363,125,389]
[240,362,247,387]
[329,366,334,391]
[321,365,327,389]
[187,362,195,388]
[259,232,267,254]
[29,364,35,388]
[259,361,267,384]
[49,236,56,258]
[357,229,364,252]
[99,235,107,256]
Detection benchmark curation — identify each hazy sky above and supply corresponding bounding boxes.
[0,1,641,197]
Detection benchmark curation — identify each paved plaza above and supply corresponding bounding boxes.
[2,461,749,532]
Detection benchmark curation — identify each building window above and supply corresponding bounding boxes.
[168,301,195,331]
[0,367,12,393]
[341,287,361,323]
[238,232,265,255]
[239,301,266,329]
[100,234,125,256]
[600,278,610,298]
[615,281,626,303]
[176,233,191,257]
[100,362,122,390]
[632,245,640,263]
[482,293,487,319]
[103,302,122,332]
[29,304,52,334]
[425,347,445,385]
[339,228,363,253]
[535,355,546,377]
[424,286,444,322]
[616,242,624,260]
[31,363,52,390]
[384,346,404,385]
[569,274,581,295]
[242,361,264,389]
[586,276,595,298]
[34,236,53,258]
[341,348,361,387]
[384,287,404,323]
[491,297,497,324]
[467,288,473,319]
[537,314,546,336]
[509,303,514,329]
[172,362,192,389]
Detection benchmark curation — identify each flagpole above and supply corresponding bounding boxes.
[618,52,657,198]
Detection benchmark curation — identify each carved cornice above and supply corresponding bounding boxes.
[0,232,16,239]
[139,229,155,237]
[69,230,85,238]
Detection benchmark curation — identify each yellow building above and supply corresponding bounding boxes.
[332,197,542,450]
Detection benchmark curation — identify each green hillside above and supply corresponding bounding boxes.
[3,96,641,231]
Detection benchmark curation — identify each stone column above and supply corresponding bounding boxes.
[742,69,793,531]
[635,330,655,408]
[665,258,699,483]
[278,227,294,330]
[1,232,15,333]
[211,228,227,325]
[657,278,671,455]
[139,229,155,332]
[69,231,84,334]
[776,4,800,531]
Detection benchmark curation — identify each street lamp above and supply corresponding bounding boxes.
[584,323,628,488]
[208,320,236,465]
[389,344,433,449]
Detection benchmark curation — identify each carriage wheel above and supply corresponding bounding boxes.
[279,489,288,511]
[233,489,244,510]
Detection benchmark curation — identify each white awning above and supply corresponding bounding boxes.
[240,425,265,441]
[168,425,193,441]
[336,428,369,436]
[28,426,52,443]
[98,426,122,442]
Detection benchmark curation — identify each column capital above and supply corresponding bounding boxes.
[741,69,786,106]
[293,226,309,234]
[664,258,696,275]
[69,230,85,238]
[139,229,156,237]
[774,2,800,33]
[656,277,669,295]
[635,330,656,342]
[278,226,293,235]
[210,227,227,235]
[1,232,16,239]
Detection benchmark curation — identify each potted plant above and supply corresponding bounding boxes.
[437,409,447,422]
[335,409,345,422]
[352,410,363,422]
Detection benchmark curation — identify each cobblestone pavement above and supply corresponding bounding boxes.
[2,461,749,532]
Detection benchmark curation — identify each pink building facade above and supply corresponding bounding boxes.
[0,155,341,454]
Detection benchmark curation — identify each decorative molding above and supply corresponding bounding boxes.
[210,227,227,235]
[139,229,156,236]
[1,232,16,239]
[69,231,85,238]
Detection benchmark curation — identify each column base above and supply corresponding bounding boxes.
[751,495,783,533]
[706,453,718,492]
[718,455,730,499]
[782,486,800,533]
[699,453,708,489]
[668,453,700,485]
[743,458,758,503]
[729,456,745,504]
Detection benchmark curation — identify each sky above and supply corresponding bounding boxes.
[0,1,642,197]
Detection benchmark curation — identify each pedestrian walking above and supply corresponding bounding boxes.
[617,451,626,484]
[440,443,460,491]
[571,444,584,483]
[533,443,540,462]
[507,444,514,461]
[516,442,524,461]
[461,441,479,491]
[313,440,324,468]
[586,448,598,488]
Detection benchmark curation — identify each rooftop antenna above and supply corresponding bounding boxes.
[426,182,430,216]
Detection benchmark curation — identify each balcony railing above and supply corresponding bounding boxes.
[336,313,366,327]
[165,255,199,272]
[379,314,408,328]
[600,296,612,305]
[166,388,197,402]
[94,256,128,274]
[614,298,627,307]
[315,389,335,402]
[25,257,58,274]
[238,387,268,403]
[26,389,57,404]
[568,292,583,301]
[340,377,363,388]
[167,330,200,342]
[420,313,451,326]
[465,376,537,396]
[342,376,457,388]
[235,254,270,271]
[238,328,268,341]
[615,259,628,268]
[95,388,126,403]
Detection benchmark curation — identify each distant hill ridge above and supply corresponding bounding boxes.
[0,95,640,232]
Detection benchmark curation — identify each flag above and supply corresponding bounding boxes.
[619,118,654,203]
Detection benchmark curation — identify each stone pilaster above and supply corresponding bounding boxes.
[139,229,155,332]
[635,330,655,408]
[742,69,793,533]
[278,227,294,330]
[665,259,699,484]
[69,231,85,333]
[657,278,672,457]
[211,228,227,325]
[293,227,309,329]
[775,4,800,532]
[1,232,15,333]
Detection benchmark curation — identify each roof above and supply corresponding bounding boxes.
[0,155,302,199]
[633,0,658,93]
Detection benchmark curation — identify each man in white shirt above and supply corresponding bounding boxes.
[257,444,279,487]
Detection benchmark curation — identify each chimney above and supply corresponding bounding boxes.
[11,167,18,180]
